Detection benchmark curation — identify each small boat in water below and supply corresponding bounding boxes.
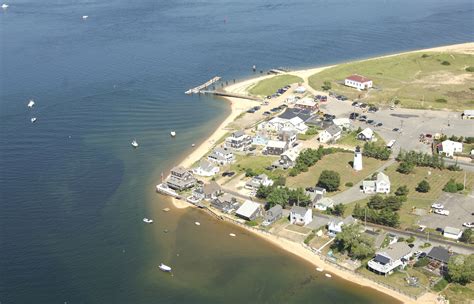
[82,15,88,20]
[31,117,37,123]
[325,273,332,278]
[191,143,195,147]
[229,233,236,237]
[170,131,176,137]
[159,263,172,272]
[1,3,9,9]
[316,267,324,272]
[27,99,35,108]
[131,139,138,148]
[195,222,200,226]
[143,218,153,224]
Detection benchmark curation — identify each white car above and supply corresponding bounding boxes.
[463,222,474,228]
[431,203,444,209]
[434,209,449,216]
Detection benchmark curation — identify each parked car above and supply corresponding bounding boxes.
[263,111,271,116]
[431,203,444,209]
[392,128,400,132]
[349,112,360,120]
[463,222,474,228]
[247,109,256,113]
[434,209,450,216]
[376,122,383,127]
[368,107,379,113]
[352,101,359,107]
[367,119,375,125]
[360,103,367,108]
[253,106,261,111]
[222,171,235,177]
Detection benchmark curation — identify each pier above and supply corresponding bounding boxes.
[200,90,261,101]
[185,76,221,94]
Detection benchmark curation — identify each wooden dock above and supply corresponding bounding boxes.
[200,90,261,101]
[185,76,221,94]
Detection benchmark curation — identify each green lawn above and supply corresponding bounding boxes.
[227,154,286,181]
[338,130,386,148]
[248,74,303,96]
[308,52,474,110]
[443,283,474,304]
[286,152,386,193]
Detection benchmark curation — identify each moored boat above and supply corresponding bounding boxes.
[27,99,35,108]
[131,139,138,148]
[31,117,37,123]
[170,131,176,137]
[1,3,9,9]
[159,263,172,272]
[143,218,153,224]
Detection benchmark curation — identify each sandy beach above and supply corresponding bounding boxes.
[167,42,473,302]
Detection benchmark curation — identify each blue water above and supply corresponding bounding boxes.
[1,0,472,302]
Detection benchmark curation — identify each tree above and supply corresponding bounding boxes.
[367,195,385,210]
[328,203,346,217]
[395,185,409,197]
[256,185,273,199]
[321,81,332,91]
[384,196,403,211]
[416,180,431,193]
[317,170,340,192]
[331,224,375,260]
[289,188,310,207]
[460,229,474,244]
[267,187,289,208]
[397,161,414,174]
[443,179,460,193]
[448,254,474,285]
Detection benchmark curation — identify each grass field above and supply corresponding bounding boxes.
[338,130,386,148]
[248,74,303,96]
[286,152,386,192]
[308,52,474,110]
[443,283,474,304]
[227,154,285,181]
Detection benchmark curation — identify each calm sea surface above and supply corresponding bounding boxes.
[1,0,473,302]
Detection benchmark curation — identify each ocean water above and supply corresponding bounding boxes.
[0,0,472,302]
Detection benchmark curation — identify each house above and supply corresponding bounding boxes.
[437,140,463,157]
[166,167,196,191]
[290,206,312,226]
[258,116,308,134]
[319,124,342,143]
[208,147,235,165]
[245,174,274,190]
[263,140,288,155]
[211,193,239,213]
[286,95,296,104]
[295,97,318,112]
[358,128,374,141]
[328,216,357,235]
[225,130,253,151]
[362,172,391,194]
[314,197,334,211]
[461,109,474,120]
[278,128,297,147]
[273,148,300,169]
[253,132,270,146]
[332,118,351,129]
[235,200,263,221]
[427,246,454,266]
[193,159,220,177]
[344,75,373,90]
[202,181,222,200]
[368,242,412,276]
[295,86,306,94]
[262,205,283,226]
[443,226,463,240]
[278,108,313,123]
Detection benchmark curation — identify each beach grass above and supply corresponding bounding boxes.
[248,74,303,96]
[308,52,474,110]
[443,283,474,303]
[286,152,386,192]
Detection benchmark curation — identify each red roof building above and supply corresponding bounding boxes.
[344,74,373,90]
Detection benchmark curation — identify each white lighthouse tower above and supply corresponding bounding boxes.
[353,146,363,171]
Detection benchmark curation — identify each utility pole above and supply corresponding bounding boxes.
[464,171,467,189]
[365,208,367,229]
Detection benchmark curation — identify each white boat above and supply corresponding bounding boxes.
[316,267,324,272]
[195,222,200,226]
[170,131,176,137]
[158,263,172,272]
[191,143,195,147]
[1,3,8,9]
[131,139,138,148]
[27,99,35,108]
[143,218,153,224]
[325,273,332,278]
[31,117,37,123]
[82,15,88,20]
[229,233,236,237]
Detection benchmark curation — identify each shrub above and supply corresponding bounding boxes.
[406,236,416,243]
[466,66,474,72]
[321,81,332,91]
[245,168,256,177]
[443,179,459,193]
[246,220,258,227]
[416,180,431,193]
[415,257,430,267]
[397,161,415,174]
[397,237,405,242]
[460,229,473,244]
[447,164,462,171]
[435,98,447,103]
[394,99,401,105]
[395,185,409,197]
[421,54,430,58]
[345,182,354,187]
[317,170,340,192]
[441,60,450,66]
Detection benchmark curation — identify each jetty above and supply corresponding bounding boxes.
[185,76,221,95]
[200,90,261,101]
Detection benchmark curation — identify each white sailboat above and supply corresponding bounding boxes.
[158,263,172,272]
[31,117,37,123]
[131,139,138,148]
[170,131,176,137]
[82,15,88,20]
[143,218,153,224]
[1,3,9,9]
[27,99,35,108]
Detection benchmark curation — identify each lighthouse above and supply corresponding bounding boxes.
[353,146,363,171]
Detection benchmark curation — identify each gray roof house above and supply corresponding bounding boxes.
[245,174,274,190]
[358,128,374,141]
[263,205,283,226]
[225,130,253,151]
[202,181,222,200]
[328,216,357,235]
[319,124,342,143]
[290,206,312,226]
[211,193,239,213]
[207,147,235,165]
[427,246,454,265]
[166,166,196,191]
[368,242,412,276]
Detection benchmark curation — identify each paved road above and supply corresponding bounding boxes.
[444,158,474,172]
[331,159,396,205]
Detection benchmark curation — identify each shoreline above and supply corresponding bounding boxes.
[168,42,473,302]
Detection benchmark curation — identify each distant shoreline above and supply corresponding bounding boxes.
[167,42,473,301]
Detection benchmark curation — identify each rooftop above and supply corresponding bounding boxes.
[444,226,462,235]
[236,200,261,218]
[346,74,371,83]
[427,246,452,264]
[325,124,342,136]
[203,181,221,195]
[376,242,411,261]
[290,205,308,216]
[266,140,288,149]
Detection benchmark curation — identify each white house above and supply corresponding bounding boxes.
[225,130,253,151]
[278,128,297,147]
[344,75,373,90]
[193,159,220,177]
[443,226,463,240]
[289,206,312,226]
[437,140,463,157]
[368,242,412,276]
[258,116,308,134]
[332,118,351,129]
[319,124,342,143]
[245,174,274,190]
[263,140,288,155]
[235,200,263,221]
[328,216,357,235]
[461,109,474,120]
[207,147,235,165]
[314,197,334,211]
[358,128,374,141]
[362,172,391,194]
[274,147,300,169]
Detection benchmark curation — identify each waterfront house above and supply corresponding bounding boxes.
[208,147,235,165]
[263,140,288,156]
[166,166,196,191]
[368,242,412,276]
[443,226,463,240]
[258,116,308,134]
[344,75,373,90]
[278,108,313,123]
[362,172,391,194]
[357,128,374,141]
[318,124,342,143]
[295,97,318,112]
[211,193,239,213]
[253,131,270,146]
[262,205,283,226]
[273,148,300,169]
[193,159,220,177]
[314,197,335,211]
[289,206,312,226]
[245,174,274,190]
[202,181,222,200]
[278,128,297,147]
[328,216,357,235]
[235,200,263,221]
[427,246,454,267]
[225,130,253,151]
[437,140,463,157]
[461,109,474,120]
[332,118,351,129]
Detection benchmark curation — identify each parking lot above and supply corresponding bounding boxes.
[418,193,474,230]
